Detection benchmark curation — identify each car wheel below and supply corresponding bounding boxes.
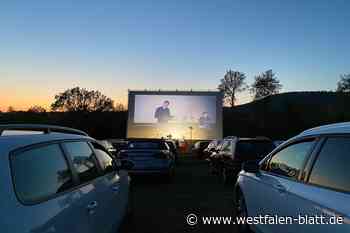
[236,190,251,233]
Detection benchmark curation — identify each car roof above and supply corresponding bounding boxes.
[238,137,272,142]
[299,122,350,137]
[0,132,93,154]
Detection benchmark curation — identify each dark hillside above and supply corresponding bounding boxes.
[224,91,350,139]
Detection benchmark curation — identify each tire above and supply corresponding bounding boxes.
[236,190,251,233]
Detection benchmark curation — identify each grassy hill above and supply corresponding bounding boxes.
[1,91,350,140]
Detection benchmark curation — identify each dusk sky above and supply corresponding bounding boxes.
[1,0,349,111]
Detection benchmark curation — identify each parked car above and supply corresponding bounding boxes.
[0,124,132,233]
[118,139,176,181]
[108,139,128,154]
[192,140,211,159]
[236,122,350,233]
[165,140,179,164]
[203,139,223,159]
[98,140,117,156]
[210,137,275,184]
[206,140,226,174]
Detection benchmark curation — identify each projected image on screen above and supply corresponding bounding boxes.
[134,95,216,126]
[127,91,223,140]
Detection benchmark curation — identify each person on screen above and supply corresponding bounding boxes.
[154,100,172,123]
[198,112,212,129]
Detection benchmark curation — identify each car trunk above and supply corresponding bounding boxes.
[121,149,170,170]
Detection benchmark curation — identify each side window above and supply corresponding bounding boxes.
[309,137,350,193]
[64,141,100,184]
[91,142,114,175]
[11,144,73,203]
[265,140,314,180]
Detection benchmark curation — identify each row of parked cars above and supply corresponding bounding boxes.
[2,123,350,233]
[193,123,350,233]
[193,137,278,184]
[0,124,179,233]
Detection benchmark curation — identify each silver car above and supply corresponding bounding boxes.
[236,122,350,233]
[0,124,132,233]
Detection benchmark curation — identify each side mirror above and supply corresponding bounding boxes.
[242,161,260,174]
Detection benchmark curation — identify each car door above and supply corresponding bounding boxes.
[91,142,129,232]
[10,143,93,233]
[285,136,350,233]
[242,139,316,233]
[62,141,108,233]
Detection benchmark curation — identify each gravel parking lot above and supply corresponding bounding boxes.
[120,157,239,233]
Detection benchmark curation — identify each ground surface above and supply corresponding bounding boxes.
[120,157,239,233]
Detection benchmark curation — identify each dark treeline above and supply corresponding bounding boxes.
[0,111,128,140]
[1,92,350,140]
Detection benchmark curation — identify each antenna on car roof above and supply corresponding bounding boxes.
[0,124,88,136]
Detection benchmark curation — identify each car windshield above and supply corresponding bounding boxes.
[235,141,275,160]
[127,141,166,150]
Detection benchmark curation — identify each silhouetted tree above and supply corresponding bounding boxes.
[28,105,46,113]
[51,87,114,112]
[7,106,15,112]
[114,103,126,112]
[251,70,282,100]
[337,74,350,92]
[218,70,247,107]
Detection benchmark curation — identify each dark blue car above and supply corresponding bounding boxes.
[118,139,176,181]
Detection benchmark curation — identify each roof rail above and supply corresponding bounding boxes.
[0,124,88,136]
[254,136,272,140]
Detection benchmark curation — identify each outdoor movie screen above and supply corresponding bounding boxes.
[127,91,223,140]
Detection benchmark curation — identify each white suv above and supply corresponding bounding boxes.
[236,122,350,233]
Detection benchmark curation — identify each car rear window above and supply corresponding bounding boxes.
[194,142,201,149]
[235,140,275,160]
[200,142,210,148]
[207,140,219,149]
[127,141,167,150]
